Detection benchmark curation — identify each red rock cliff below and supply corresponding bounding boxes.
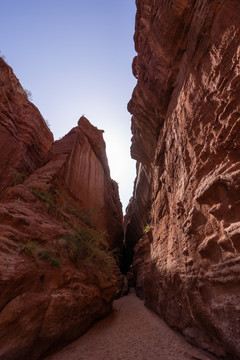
[126,1,240,358]
[0,60,123,360]
[0,58,53,193]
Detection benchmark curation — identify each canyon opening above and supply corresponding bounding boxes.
[0,1,240,360]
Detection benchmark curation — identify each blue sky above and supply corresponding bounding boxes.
[0,0,137,211]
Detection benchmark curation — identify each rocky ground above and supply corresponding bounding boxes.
[45,289,218,360]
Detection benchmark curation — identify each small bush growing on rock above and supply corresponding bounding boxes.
[30,188,57,214]
[24,88,32,101]
[61,227,115,275]
[30,189,55,206]
[50,257,61,267]
[70,206,97,227]
[38,248,52,259]
[20,241,37,255]
[17,85,32,101]
[38,248,61,267]
[19,242,61,267]
[143,224,150,233]
[11,169,26,186]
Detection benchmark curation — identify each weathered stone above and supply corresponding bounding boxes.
[125,1,240,358]
[0,61,123,360]
[0,58,53,194]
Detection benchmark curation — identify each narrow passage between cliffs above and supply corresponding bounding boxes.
[45,289,217,360]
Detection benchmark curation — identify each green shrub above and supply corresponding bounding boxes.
[143,224,150,233]
[50,257,61,267]
[30,188,57,213]
[38,248,53,260]
[38,248,61,267]
[31,189,55,205]
[20,243,60,267]
[70,206,96,226]
[20,241,37,255]
[61,227,115,274]
[11,169,26,186]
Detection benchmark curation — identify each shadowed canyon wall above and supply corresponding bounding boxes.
[125,0,240,358]
[0,58,123,360]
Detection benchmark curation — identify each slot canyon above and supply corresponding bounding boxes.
[0,1,240,359]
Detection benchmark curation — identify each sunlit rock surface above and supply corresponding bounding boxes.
[0,60,123,360]
[125,0,240,358]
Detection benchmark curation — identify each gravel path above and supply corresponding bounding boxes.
[45,289,217,360]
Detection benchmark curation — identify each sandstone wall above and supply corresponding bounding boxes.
[26,116,123,252]
[125,1,240,358]
[0,61,123,359]
[64,117,123,251]
[0,58,53,194]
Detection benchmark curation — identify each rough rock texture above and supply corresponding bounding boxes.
[126,0,240,358]
[123,162,152,272]
[25,116,123,252]
[0,60,123,360]
[0,58,53,194]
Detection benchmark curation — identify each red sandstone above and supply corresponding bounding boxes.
[0,59,123,360]
[125,1,240,358]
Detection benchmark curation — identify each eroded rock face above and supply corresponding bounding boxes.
[126,1,240,358]
[123,162,152,272]
[25,116,123,252]
[0,61,123,360]
[0,58,53,194]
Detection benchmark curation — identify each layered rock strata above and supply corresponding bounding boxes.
[0,59,123,360]
[125,0,240,358]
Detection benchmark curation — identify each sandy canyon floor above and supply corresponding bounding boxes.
[45,289,218,360]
